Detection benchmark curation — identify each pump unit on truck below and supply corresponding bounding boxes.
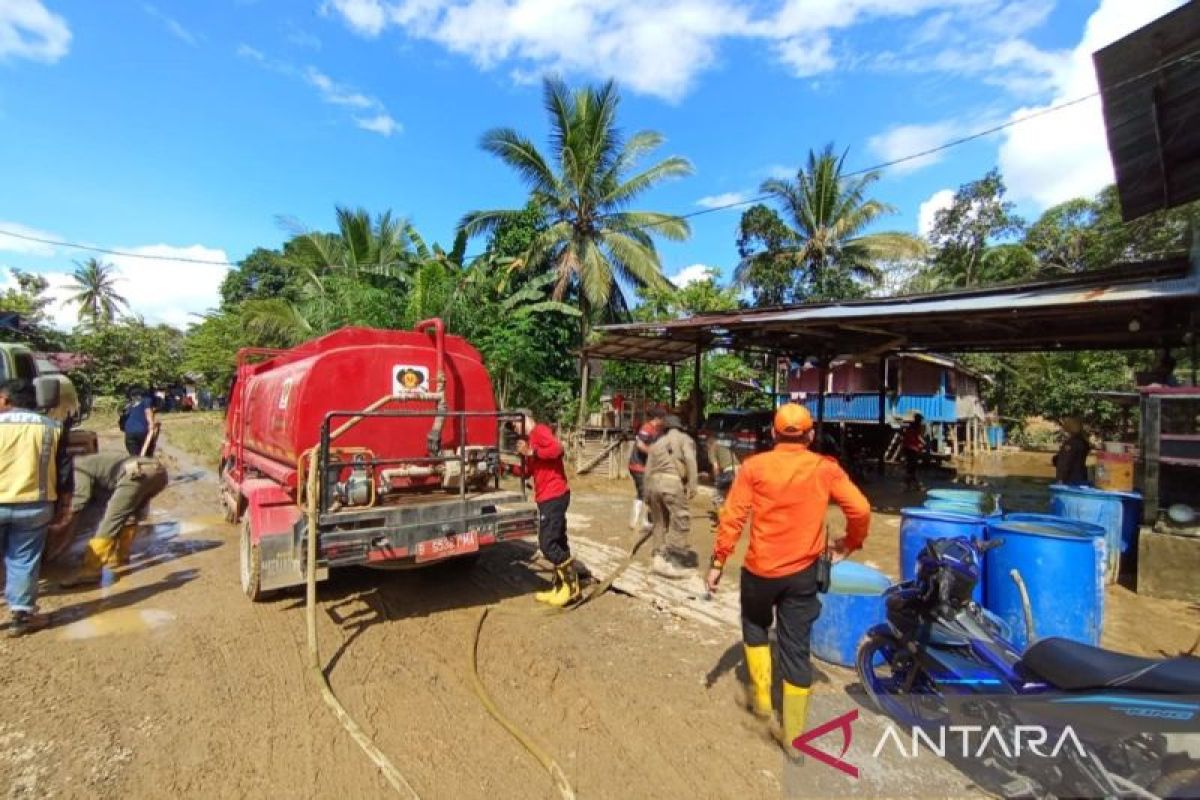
[219,319,538,600]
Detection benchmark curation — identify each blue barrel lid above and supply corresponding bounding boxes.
[1049,483,1142,501]
[828,561,891,595]
[926,488,986,502]
[986,519,1100,541]
[901,507,987,524]
[1001,513,1106,538]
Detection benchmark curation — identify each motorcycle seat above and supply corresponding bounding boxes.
[1021,637,1200,693]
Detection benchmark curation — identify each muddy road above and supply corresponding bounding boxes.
[2,436,1196,799]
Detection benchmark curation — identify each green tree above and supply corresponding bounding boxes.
[736,144,924,304]
[927,169,1028,288]
[459,77,694,423]
[68,258,128,327]
[72,319,185,395]
[1025,185,1200,274]
[290,206,420,281]
[0,269,65,349]
[602,271,768,414]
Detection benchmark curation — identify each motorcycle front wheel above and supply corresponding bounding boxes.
[856,631,949,729]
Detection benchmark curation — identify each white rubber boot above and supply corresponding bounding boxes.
[629,499,644,530]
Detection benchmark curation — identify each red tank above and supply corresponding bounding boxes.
[224,322,498,479]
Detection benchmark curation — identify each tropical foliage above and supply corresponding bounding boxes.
[460,77,693,421]
[69,258,128,326]
[735,144,925,303]
[3,80,1193,433]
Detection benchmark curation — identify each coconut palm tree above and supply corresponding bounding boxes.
[69,258,128,326]
[737,144,925,302]
[459,77,694,422]
[287,206,420,281]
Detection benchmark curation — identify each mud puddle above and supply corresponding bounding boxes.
[58,608,176,640]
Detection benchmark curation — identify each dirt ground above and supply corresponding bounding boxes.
[2,429,1197,799]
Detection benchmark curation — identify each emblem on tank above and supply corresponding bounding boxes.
[393,365,429,393]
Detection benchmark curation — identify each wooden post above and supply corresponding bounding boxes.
[692,342,702,429]
[816,357,829,451]
[772,354,780,407]
[669,363,677,410]
[877,356,888,476]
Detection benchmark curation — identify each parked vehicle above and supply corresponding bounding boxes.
[220,321,539,601]
[0,343,97,455]
[857,536,1200,798]
[696,409,773,474]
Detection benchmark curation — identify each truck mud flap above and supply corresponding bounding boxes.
[259,530,326,591]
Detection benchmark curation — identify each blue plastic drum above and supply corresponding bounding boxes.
[811,562,892,667]
[1049,485,1142,581]
[926,488,986,509]
[900,508,988,603]
[984,519,1105,652]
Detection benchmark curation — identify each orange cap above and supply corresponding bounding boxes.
[774,403,813,436]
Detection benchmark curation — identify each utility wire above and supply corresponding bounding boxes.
[2,46,1197,266]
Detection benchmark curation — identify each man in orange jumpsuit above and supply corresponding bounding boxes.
[705,403,871,752]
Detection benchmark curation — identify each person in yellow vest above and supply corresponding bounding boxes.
[0,379,72,636]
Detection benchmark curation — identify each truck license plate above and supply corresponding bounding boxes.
[415,531,479,563]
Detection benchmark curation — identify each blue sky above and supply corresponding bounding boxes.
[0,0,1186,326]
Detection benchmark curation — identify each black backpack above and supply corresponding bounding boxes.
[118,401,134,432]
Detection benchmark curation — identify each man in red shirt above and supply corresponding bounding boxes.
[516,411,578,607]
[902,412,926,491]
[628,407,665,530]
[706,404,871,753]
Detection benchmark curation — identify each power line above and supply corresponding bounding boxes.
[0,230,238,266]
[3,46,1197,265]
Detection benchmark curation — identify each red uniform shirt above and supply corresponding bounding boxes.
[526,423,568,504]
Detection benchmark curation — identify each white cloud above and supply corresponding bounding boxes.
[322,0,388,37]
[760,164,795,180]
[999,0,1188,208]
[355,113,401,136]
[0,221,61,257]
[773,32,834,78]
[239,48,401,136]
[322,0,1067,101]
[143,4,200,47]
[305,67,375,108]
[669,263,718,287]
[917,188,955,237]
[868,119,963,175]
[0,0,71,63]
[3,244,230,330]
[695,191,752,209]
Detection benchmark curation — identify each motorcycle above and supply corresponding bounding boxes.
[856,536,1200,799]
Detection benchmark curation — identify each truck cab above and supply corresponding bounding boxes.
[0,343,98,455]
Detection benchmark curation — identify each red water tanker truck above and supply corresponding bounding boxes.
[220,320,538,600]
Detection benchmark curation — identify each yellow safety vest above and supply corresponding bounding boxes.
[0,410,62,503]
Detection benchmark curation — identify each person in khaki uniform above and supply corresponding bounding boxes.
[643,415,698,579]
[59,452,169,587]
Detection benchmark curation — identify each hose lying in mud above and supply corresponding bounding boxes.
[305,448,420,799]
[470,608,576,800]
[465,527,654,799]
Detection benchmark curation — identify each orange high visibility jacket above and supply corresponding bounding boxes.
[712,443,871,578]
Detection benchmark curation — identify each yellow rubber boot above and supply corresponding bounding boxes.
[60,538,117,587]
[780,682,811,753]
[114,523,139,566]
[743,645,773,718]
[535,560,581,607]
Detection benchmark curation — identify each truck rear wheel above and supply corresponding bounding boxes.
[240,518,272,602]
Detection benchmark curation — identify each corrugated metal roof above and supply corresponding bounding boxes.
[588,258,1200,360]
